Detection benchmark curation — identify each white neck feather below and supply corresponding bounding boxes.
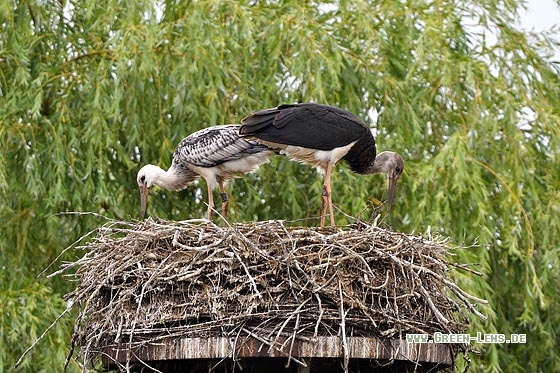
[139,164,196,191]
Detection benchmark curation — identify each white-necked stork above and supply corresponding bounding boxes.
[137,124,274,220]
[239,103,404,227]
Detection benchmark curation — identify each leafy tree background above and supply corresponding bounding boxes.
[1,0,559,371]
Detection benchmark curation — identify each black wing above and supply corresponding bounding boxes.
[239,103,370,151]
[173,125,270,168]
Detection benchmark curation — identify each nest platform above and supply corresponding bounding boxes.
[60,218,486,372]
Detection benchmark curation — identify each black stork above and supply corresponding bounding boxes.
[137,124,274,220]
[239,103,404,227]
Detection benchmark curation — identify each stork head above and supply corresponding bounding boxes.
[371,151,404,211]
[136,164,162,218]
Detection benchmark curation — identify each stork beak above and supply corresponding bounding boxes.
[386,175,399,212]
[139,185,149,218]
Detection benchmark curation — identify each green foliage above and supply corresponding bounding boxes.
[0,282,79,372]
[1,0,559,371]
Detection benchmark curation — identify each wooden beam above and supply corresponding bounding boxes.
[102,336,453,367]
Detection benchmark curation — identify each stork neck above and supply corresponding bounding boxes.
[342,131,377,174]
[153,165,196,191]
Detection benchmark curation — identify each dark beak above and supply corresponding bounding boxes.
[140,185,149,218]
[386,175,399,212]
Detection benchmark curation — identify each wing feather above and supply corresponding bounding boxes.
[240,103,369,150]
[173,125,269,168]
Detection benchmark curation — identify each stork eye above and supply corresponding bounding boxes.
[140,175,146,183]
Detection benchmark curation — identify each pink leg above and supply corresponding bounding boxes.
[320,185,327,228]
[219,182,228,219]
[206,184,214,220]
[320,163,335,228]
[324,163,335,227]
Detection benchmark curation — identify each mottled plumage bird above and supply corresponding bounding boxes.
[137,124,274,220]
[240,103,404,227]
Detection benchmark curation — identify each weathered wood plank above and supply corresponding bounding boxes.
[103,336,453,366]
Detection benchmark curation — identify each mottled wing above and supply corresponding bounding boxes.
[240,103,369,151]
[173,125,270,168]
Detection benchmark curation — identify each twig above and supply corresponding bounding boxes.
[338,281,349,373]
[14,301,74,369]
[313,293,324,339]
[242,328,306,366]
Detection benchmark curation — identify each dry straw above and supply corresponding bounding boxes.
[54,217,487,370]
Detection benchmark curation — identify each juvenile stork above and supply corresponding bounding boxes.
[239,103,404,227]
[137,124,274,220]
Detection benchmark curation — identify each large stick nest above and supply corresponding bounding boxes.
[59,218,486,369]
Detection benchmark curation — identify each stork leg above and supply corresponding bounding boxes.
[219,182,229,220]
[325,163,335,227]
[320,163,336,228]
[320,186,327,228]
[206,183,214,220]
